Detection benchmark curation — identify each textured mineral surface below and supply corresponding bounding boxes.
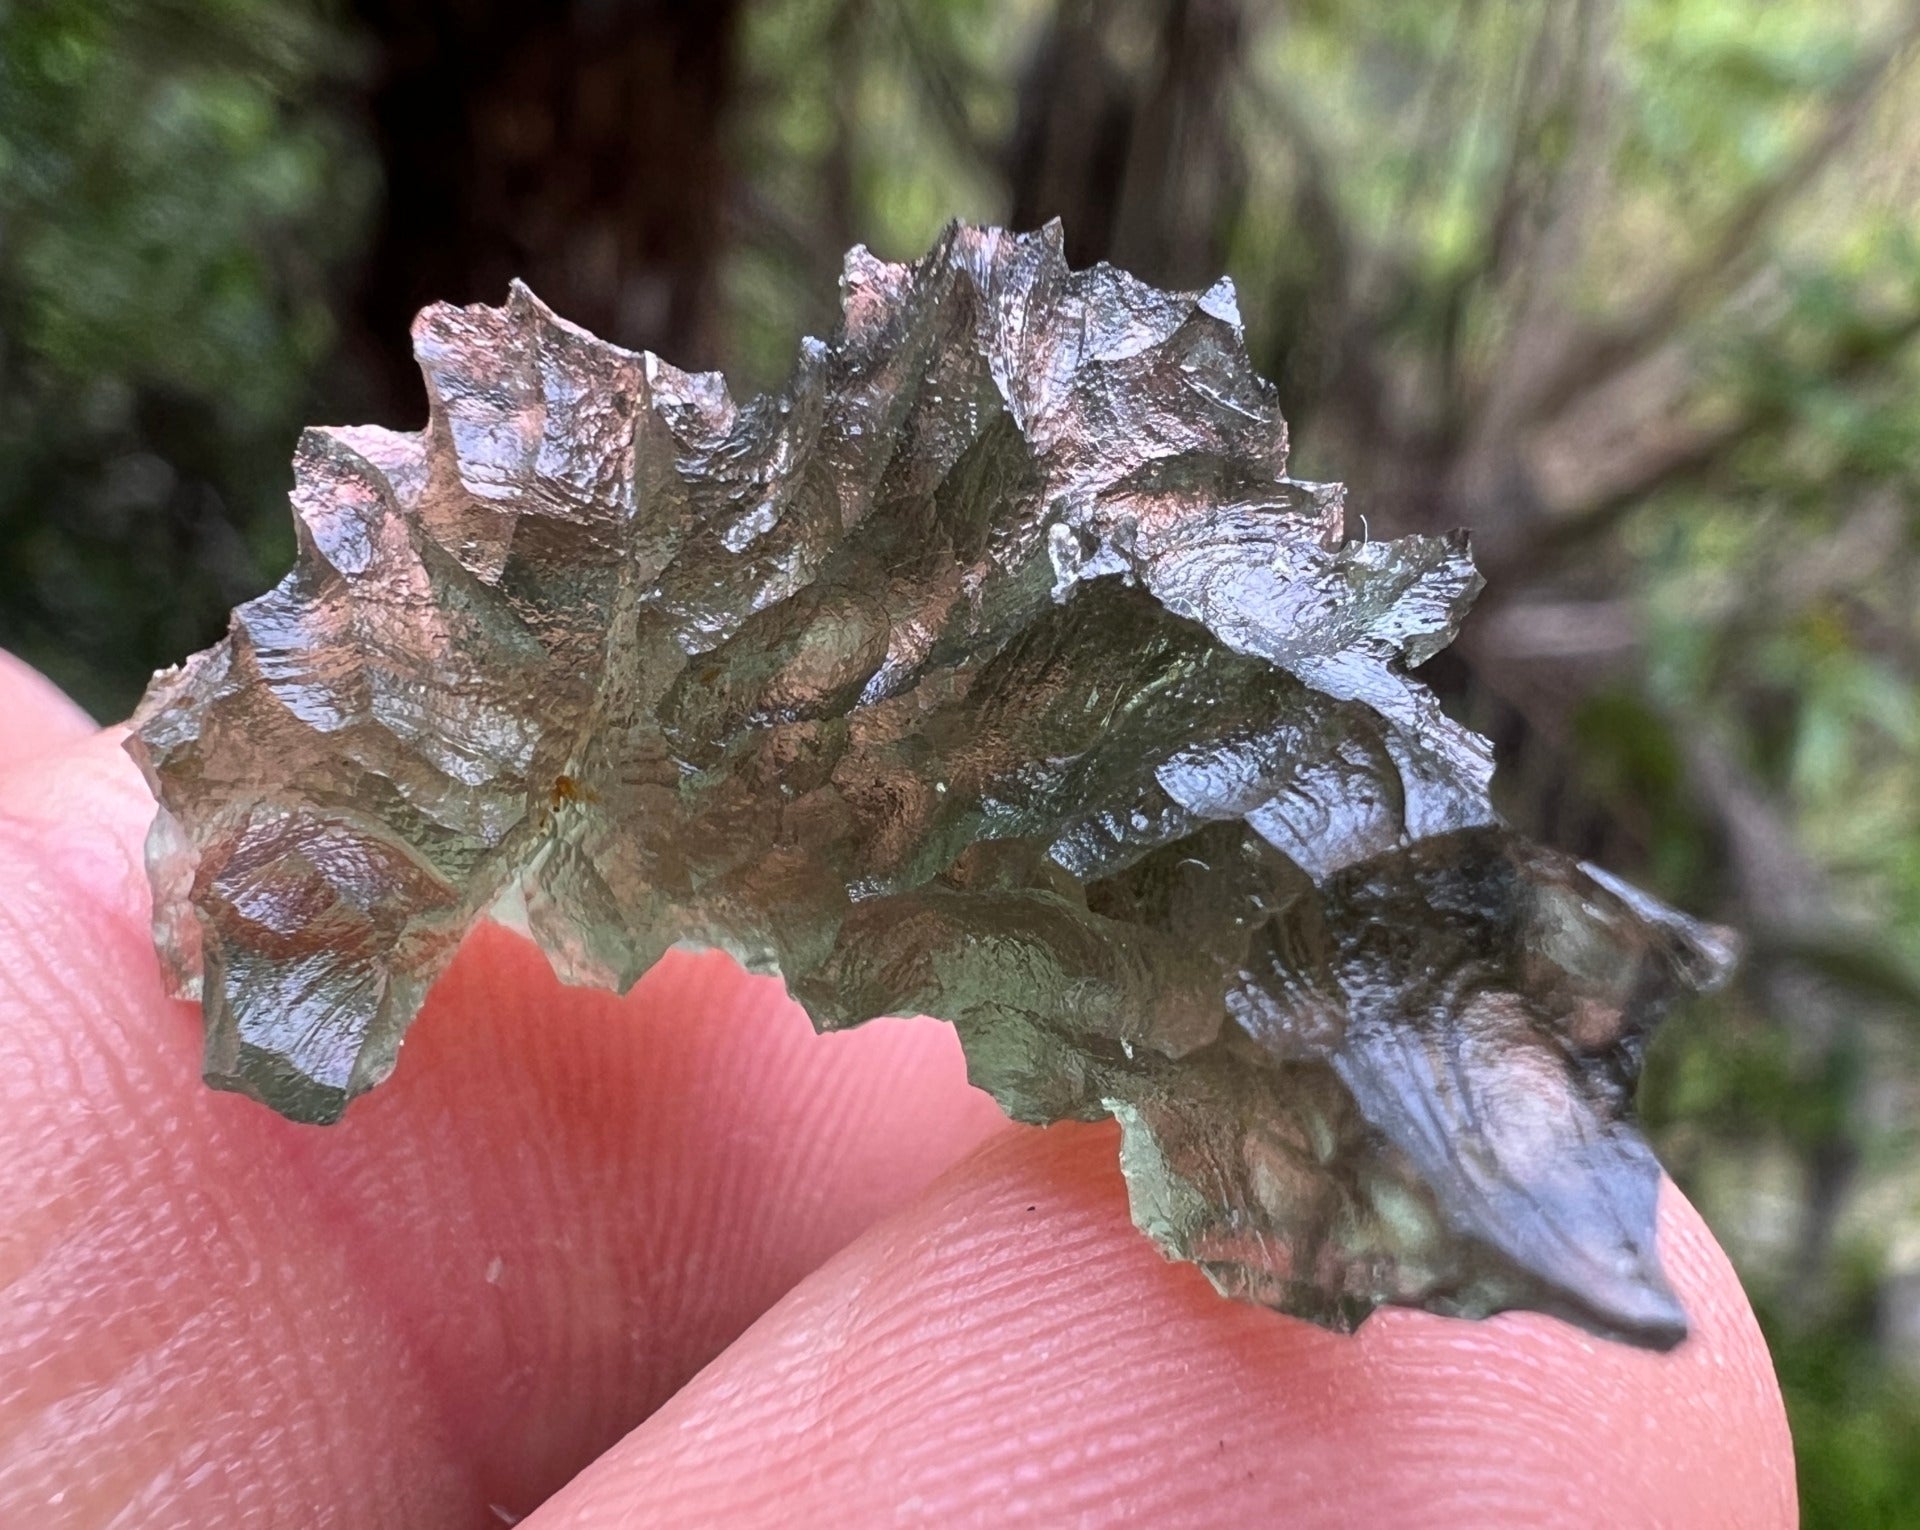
[128,222,1735,1347]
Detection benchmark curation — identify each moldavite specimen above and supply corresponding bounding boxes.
[128,222,1734,1348]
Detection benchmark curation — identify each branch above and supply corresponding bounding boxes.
[886,0,1001,171]
[1504,302,1920,575]
[1477,3,1582,294]
[1454,0,1624,459]
[1236,60,1398,448]
[1360,0,1483,310]
[1513,4,1920,431]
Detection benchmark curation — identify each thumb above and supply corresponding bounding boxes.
[530,1120,1795,1529]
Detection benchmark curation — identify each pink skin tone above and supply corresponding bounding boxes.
[0,656,1795,1527]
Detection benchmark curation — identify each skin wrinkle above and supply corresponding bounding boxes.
[0,1121,468,1521]
[313,947,683,1497]
[11,1302,323,1526]
[270,929,1007,1514]
[531,1124,1794,1530]
[0,892,111,1296]
[0,898,210,1394]
[259,1077,528,1519]
[0,754,481,1527]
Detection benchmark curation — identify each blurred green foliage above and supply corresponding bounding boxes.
[0,0,371,714]
[3,1,1918,1521]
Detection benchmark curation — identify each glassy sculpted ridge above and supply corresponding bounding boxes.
[128,223,1734,1347]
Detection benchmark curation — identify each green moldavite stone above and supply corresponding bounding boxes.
[128,223,1734,1348]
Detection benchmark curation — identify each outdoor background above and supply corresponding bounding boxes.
[3,0,1917,1521]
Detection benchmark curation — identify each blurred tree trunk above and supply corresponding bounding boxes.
[346,0,740,420]
[1007,0,1244,289]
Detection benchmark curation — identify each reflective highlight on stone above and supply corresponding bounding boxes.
[128,223,1735,1347]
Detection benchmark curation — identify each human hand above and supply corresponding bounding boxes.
[0,653,1794,1527]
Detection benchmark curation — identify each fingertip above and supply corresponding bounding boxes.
[538,1123,1794,1529]
[0,652,95,769]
